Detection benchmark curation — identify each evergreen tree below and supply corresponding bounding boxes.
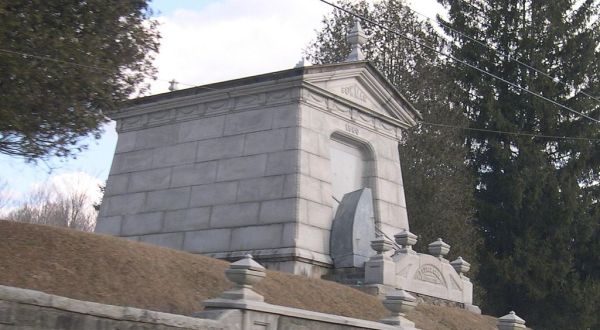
[307,0,481,300]
[0,0,159,160]
[439,0,600,328]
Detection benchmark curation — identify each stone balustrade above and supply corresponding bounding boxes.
[365,232,480,314]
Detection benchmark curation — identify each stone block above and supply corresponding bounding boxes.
[229,224,284,250]
[243,128,287,155]
[224,108,273,135]
[265,150,297,175]
[196,135,244,162]
[170,161,218,188]
[217,155,267,181]
[237,176,285,202]
[111,149,153,174]
[377,201,409,232]
[376,200,395,224]
[103,192,146,216]
[183,228,232,253]
[163,207,211,231]
[282,174,298,198]
[284,126,299,150]
[320,181,333,207]
[317,132,331,157]
[296,223,329,254]
[299,150,310,175]
[364,257,396,286]
[377,179,400,204]
[297,174,322,203]
[0,300,14,325]
[282,222,297,246]
[122,212,163,236]
[94,216,122,235]
[135,124,179,150]
[103,173,129,197]
[140,232,184,250]
[128,167,171,192]
[145,187,190,211]
[306,200,333,229]
[300,127,321,155]
[376,159,400,183]
[398,185,407,208]
[272,104,298,128]
[308,154,330,182]
[178,116,225,142]
[303,105,331,132]
[259,198,296,224]
[190,181,237,207]
[152,142,197,168]
[211,202,260,227]
[375,141,401,161]
[114,131,137,153]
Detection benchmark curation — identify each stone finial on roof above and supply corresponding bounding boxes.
[295,57,307,68]
[345,19,367,62]
[168,79,179,92]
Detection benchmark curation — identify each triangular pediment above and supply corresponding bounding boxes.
[302,62,421,128]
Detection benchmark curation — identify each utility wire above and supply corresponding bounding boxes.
[2,29,598,141]
[420,122,600,141]
[3,46,596,141]
[408,1,600,104]
[317,0,600,123]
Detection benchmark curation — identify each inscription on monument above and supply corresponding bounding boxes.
[341,85,367,103]
[345,123,359,136]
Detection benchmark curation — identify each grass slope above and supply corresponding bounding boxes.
[0,221,497,329]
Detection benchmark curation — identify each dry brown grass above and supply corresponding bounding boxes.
[0,220,498,329]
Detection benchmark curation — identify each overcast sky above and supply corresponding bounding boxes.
[0,0,442,208]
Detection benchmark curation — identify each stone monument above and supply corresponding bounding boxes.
[96,19,420,278]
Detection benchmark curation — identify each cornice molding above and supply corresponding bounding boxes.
[112,79,411,140]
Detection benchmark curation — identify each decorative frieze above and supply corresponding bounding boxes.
[414,264,447,287]
[114,86,301,133]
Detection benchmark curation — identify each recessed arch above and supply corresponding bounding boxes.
[329,132,378,218]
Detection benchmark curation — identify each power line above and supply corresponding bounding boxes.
[421,121,600,142]
[409,1,600,104]
[317,0,600,124]
[2,24,598,142]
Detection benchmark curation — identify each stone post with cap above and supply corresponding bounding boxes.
[497,311,526,330]
[394,229,418,254]
[365,236,396,286]
[379,289,419,330]
[206,254,266,304]
[428,238,450,260]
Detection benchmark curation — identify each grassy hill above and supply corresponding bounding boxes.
[0,220,498,329]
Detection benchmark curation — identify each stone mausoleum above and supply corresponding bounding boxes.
[96,22,477,311]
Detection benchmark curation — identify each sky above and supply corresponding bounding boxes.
[0,0,442,208]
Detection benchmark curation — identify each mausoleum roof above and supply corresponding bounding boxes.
[121,61,422,125]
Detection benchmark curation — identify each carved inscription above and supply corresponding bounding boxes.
[341,85,367,103]
[345,123,359,136]
[414,264,447,287]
